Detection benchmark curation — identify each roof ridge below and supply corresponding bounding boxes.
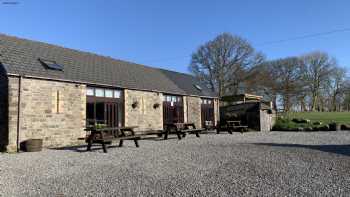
[157,67,195,77]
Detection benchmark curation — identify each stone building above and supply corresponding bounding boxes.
[0,34,219,152]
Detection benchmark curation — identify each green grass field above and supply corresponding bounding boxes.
[281,112,350,124]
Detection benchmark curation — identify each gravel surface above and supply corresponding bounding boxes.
[0,131,350,197]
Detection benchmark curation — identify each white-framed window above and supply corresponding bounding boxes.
[105,89,113,98]
[95,88,104,97]
[86,88,94,96]
[87,87,122,99]
[202,98,213,105]
[114,90,121,98]
[163,94,182,103]
[171,96,177,102]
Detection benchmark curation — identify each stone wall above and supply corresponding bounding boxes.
[214,98,219,124]
[260,110,274,132]
[3,75,219,152]
[183,96,188,123]
[124,89,163,132]
[7,77,86,152]
[6,77,18,152]
[0,67,8,151]
[185,96,202,128]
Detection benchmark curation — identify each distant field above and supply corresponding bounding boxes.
[281,112,350,124]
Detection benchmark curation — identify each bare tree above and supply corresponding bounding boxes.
[300,51,336,111]
[250,57,303,111]
[342,88,350,111]
[324,67,347,111]
[189,33,264,97]
[244,62,279,109]
[275,57,304,111]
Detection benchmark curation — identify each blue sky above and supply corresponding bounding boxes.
[1,0,349,73]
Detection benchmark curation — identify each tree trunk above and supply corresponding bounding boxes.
[300,97,306,112]
[311,92,318,111]
[284,94,290,112]
[272,96,277,111]
[332,94,337,112]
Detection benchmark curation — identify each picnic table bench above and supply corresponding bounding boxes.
[163,122,203,140]
[217,120,248,134]
[85,126,140,153]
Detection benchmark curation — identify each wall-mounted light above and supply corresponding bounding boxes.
[153,103,160,109]
[132,101,139,109]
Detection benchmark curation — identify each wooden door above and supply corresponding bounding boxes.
[105,103,116,127]
[105,102,123,127]
[201,100,214,128]
[163,102,184,124]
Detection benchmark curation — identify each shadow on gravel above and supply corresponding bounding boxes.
[50,144,128,153]
[253,143,350,157]
[50,135,197,152]
[140,136,180,141]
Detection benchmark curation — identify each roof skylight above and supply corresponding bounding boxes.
[38,58,64,71]
[194,84,202,91]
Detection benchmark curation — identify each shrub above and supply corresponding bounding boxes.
[304,127,313,131]
[313,125,329,131]
[273,118,299,131]
[273,118,314,131]
[292,118,310,124]
[341,124,350,130]
[313,121,323,125]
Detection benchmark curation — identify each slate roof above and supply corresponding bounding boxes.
[0,33,217,98]
[159,69,216,97]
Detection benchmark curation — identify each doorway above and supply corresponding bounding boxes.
[201,98,214,128]
[86,87,124,127]
[163,95,184,125]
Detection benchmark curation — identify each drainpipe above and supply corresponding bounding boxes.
[16,75,22,152]
[217,99,220,123]
[186,97,189,122]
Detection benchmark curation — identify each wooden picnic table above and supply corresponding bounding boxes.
[163,122,203,140]
[85,126,140,153]
[227,121,242,126]
[217,120,248,134]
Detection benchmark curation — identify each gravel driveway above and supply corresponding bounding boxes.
[0,131,350,197]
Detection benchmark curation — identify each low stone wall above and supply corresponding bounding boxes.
[124,90,163,132]
[7,77,86,152]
